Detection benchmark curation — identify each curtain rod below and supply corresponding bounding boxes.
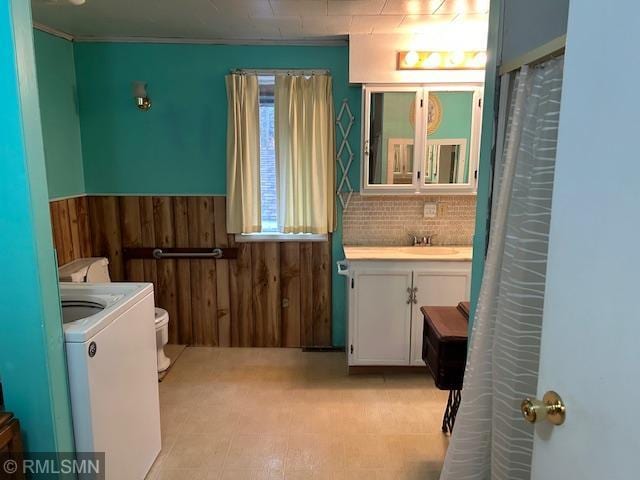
[499,35,566,75]
[230,68,330,76]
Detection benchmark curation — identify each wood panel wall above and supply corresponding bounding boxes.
[49,196,94,265]
[49,195,332,348]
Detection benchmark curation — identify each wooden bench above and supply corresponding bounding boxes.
[421,303,469,433]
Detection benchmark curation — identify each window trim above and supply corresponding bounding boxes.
[235,232,328,243]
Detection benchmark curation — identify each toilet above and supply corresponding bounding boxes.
[58,257,171,373]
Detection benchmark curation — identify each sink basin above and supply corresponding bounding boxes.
[342,245,473,261]
[395,247,459,255]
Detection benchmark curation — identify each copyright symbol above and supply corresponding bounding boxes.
[3,459,17,474]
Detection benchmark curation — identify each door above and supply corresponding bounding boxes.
[350,268,413,365]
[530,2,640,477]
[410,267,471,366]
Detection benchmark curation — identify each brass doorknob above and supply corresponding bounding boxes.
[521,390,566,426]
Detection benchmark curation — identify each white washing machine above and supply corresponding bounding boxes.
[60,282,161,480]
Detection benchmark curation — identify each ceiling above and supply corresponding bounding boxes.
[31,0,489,43]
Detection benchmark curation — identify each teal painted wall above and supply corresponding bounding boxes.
[33,29,84,200]
[74,43,360,196]
[73,42,361,345]
[0,0,75,452]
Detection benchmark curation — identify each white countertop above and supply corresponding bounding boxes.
[343,245,473,262]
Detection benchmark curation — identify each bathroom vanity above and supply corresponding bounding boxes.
[340,246,472,367]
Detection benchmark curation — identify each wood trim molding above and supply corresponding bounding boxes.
[499,35,566,75]
[33,22,74,41]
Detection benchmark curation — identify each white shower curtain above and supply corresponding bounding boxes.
[440,56,564,480]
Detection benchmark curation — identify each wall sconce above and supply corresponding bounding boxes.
[132,81,152,111]
[397,51,487,70]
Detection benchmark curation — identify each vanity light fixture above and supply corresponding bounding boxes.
[447,50,466,67]
[470,51,488,68]
[397,50,487,70]
[422,52,442,68]
[132,81,152,111]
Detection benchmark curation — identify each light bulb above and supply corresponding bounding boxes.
[422,52,442,68]
[68,0,86,5]
[404,50,420,68]
[471,51,487,67]
[448,51,466,67]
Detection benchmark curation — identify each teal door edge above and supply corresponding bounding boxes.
[469,0,503,329]
[0,0,75,453]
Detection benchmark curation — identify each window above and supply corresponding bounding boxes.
[235,75,327,242]
[258,75,278,233]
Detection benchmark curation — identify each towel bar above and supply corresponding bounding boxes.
[122,247,238,260]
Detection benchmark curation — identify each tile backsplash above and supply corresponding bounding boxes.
[343,194,477,246]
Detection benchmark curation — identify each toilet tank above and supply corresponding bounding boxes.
[58,257,112,283]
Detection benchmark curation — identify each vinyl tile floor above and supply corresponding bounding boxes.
[146,348,450,480]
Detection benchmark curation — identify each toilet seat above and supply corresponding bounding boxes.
[154,308,169,328]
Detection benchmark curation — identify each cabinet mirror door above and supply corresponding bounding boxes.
[364,88,420,189]
[425,139,467,184]
[423,90,477,187]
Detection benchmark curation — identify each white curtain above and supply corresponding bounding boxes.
[275,74,335,234]
[225,73,261,234]
[440,56,564,480]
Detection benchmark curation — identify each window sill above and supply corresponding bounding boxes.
[235,232,328,243]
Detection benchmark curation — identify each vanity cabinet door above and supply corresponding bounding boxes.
[350,268,413,366]
[410,266,471,366]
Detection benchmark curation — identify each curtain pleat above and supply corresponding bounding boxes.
[275,75,335,234]
[225,74,261,233]
[440,56,564,480]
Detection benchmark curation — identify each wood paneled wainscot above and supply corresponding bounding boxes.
[49,196,332,348]
[342,246,472,367]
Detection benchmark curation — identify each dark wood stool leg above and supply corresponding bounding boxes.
[442,389,461,434]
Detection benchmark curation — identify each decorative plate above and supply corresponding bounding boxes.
[427,94,442,135]
[409,94,442,135]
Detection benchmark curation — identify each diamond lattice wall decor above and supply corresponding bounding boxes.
[336,99,355,211]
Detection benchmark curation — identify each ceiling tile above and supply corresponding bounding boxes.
[211,0,274,17]
[381,0,444,15]
[450,13,489,25]
[302,15,352,34]
[252,15,303,36]
[328,0,385,16]
[269,0,328,16]
[397,13,455,32]
[31,0,487,41]
[350,14,405,33]
[435,0,489,14]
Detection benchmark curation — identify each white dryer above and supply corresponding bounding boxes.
[60,282,161,480]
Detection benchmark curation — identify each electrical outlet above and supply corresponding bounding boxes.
[423,202,437,218]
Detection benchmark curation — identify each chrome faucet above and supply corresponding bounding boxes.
[409,234,434,246]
